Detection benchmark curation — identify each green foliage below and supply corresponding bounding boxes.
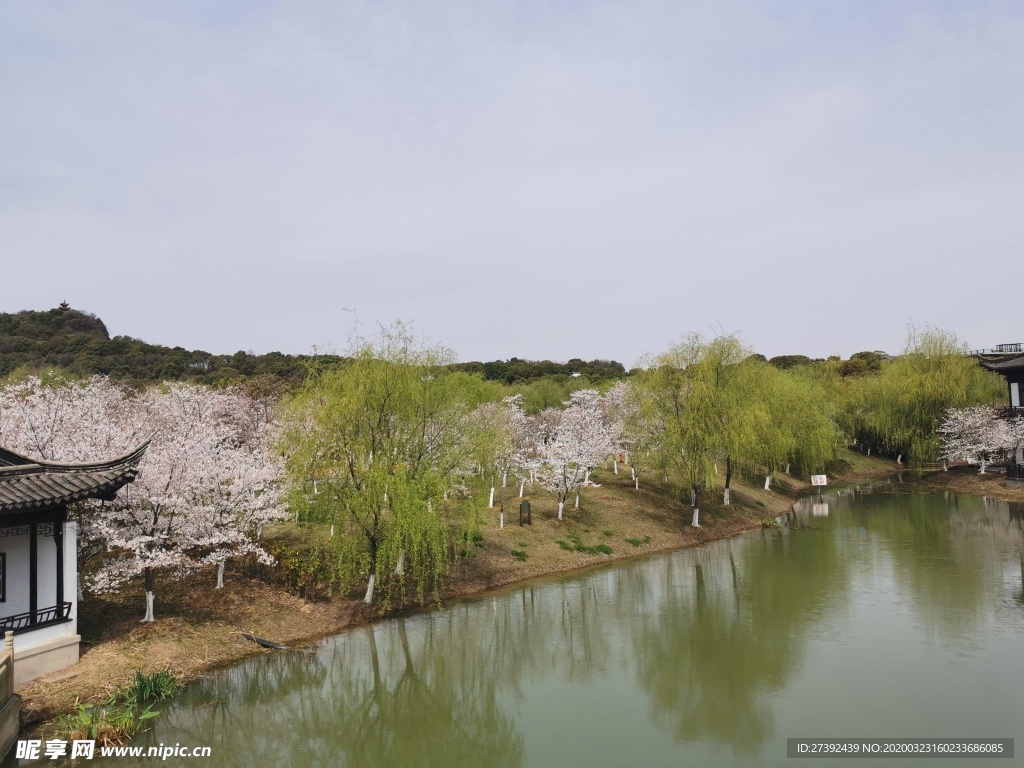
[625,536,651,546]
[844,326,1004,465]
[452,357,626,385]
[281,324,474,606]
[602,530,614,537]
[566,531,612,555]
[510,549,528,561]
[114,670,180,709]
[556,540,573,551]
[49,669,178,746]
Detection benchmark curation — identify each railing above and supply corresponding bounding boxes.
[968,343,1023,356]
[0,603,72,635]
[1006,464,1024,480]
[0,633,12,706]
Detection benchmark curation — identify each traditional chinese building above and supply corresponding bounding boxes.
[0,442,147,685]
[975,344,1024,486]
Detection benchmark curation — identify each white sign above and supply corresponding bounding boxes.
[812,503,829,517]
[811,475,827,486]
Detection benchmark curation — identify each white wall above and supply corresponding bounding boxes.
[2,520,78,654]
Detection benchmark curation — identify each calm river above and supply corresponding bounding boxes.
[96,487,1024,767]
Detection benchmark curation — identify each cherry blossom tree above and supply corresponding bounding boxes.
[0,376,286,622]
[533,391,614,520]
[938,405,1024,473]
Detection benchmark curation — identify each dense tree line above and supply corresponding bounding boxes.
[0,309,626,390]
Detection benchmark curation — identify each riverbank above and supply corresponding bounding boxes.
[16,450,896,729]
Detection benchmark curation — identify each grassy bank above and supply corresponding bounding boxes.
[17,450,896,730]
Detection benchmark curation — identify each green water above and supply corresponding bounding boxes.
[95,489,1024,767]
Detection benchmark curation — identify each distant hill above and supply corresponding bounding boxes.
[0,307,626,385]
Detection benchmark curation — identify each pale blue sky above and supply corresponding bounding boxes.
[1,1,1020,364]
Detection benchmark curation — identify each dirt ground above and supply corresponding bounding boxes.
[918,465,1024,502]
[16,450,896,730]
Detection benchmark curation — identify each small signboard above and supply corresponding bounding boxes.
[811,475,827,486]
[812,503,829,517]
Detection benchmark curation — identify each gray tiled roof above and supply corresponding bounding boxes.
[0,441,149,515]
[979,354,1024,372]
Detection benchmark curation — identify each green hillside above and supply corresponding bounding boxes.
[0,307,626,386]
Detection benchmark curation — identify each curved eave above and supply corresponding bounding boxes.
[0,439,150,516]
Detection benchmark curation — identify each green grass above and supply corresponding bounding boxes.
[511,549,528,561]
[48,670,180,746]
[602,530,614,537]
[567,531,612,555]
[624,536,651,547]
[556,540,573,551]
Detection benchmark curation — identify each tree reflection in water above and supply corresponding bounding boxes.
[99,491,1024,767]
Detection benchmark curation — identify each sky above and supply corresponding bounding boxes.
[1,1,1021,366]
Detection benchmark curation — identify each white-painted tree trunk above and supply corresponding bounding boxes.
[714,462,718,475]
[489,487,495,508]
[363,574,376,604]
[979,460,987,474]
[519,480,525,498]
[723,488,730,505]
[330,524,335,537]
[691,509,700,527]
[785,463,790,474]
[634,477,639,490]
[867,447,871,456]
[499,513,504,529]
[141,591,155,623]
[313,479,318,495]
[575,493,580,509]
[691,488,696,506]
[502,471,507,488]
[394,550,405,575]
[613,460,618,474]
[216,561,225,589]
[896,454,902,465]
[764,474,771,490]
[942,459,948,471]
[558,501,564,520]
[584,469,590,485]
[631,467,635,481]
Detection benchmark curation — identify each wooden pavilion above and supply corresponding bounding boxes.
[0,442,147,684]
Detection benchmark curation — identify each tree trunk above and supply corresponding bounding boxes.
[634,477,639,490]
[330,524,335,537]
[558,501,564,520]
[979,459,987,475]
[519,480,525,498]
[613,460,618,475]
[724,457,733,505]
[584,469,590,485]
[363,573,376,604]
[502,471,507,488]
[394,550,405,576]
[896,454,902,465]
[723,488,730,505]
[785,463,790,474]
[942,459,948,471]
[574,493,579,509]
[500,512,504,529]
[141,567,156,623]
[764,474,771,490]
[867,447,871,456]
[489,486,495,508]
[631,467,635,481]
[216,560,225,589]
[691,508,700,527]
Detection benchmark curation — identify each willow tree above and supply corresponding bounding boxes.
[632,334,761,511]
[853,326,1004,465]
[753,363,840,484]
[281,325,470,605]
